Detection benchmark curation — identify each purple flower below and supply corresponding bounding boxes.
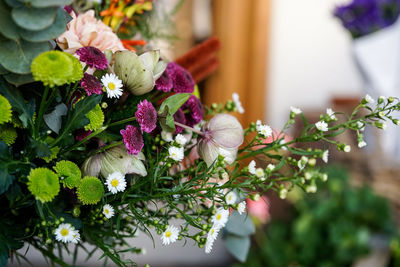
[75,129,92,141]
[120,125,144,155]
[80,73,103,96]
[76,46,108,70]
[182,95,204,127]
[155,65,173,92]
[135,100,157,133]
[168,62,195,93]
[173,109,187,133]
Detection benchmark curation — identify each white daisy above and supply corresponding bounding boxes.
[212,208,229,228]
[257,124,272,138]
[315,121,328,132]
[344,145,351,153]
[232,93,245,114]
[101,73,123,99]
[322,150,329,163]
[175,134,187,146]
[255,168,265,180]
[364,94,375,104]
[161,130,174,142]
[71,230,80,244]
[105,172,127,194]
[237,201,246,215]
[205,226,220,254]
[306,185,317,193]
[248,160,256,175]
[225,191,237,205]
[326,108,336,120]
[161,225,180,245]
[267,164,275,172]
[169,146,184,162]
[55,223,74,243]
[358,140,367,148]
[102,204,115,219]
[290,106,302,115]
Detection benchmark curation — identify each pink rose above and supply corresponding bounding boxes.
[56,10,125,54]
[247,196,270,224]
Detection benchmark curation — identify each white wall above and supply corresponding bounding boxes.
[266,0,363,129]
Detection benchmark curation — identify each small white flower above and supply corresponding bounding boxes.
[290,106,302,115]
[306,185,317,193]
[382,122,387,130]
[225,191,237,205]
[357,121,365,131]
[315,121,328,132]
[379,96,386,102]
[364,94,375,104]
[279,188,288,199]
[256,120,262,130]
[255,168,265,179]
[161,130,174,142]
[105,172,127,194]
[216,182,226,194]
[161,225,180,246]
[267,164,275,172]
[252,193,261,202]
[221,171,229,180]
[280,139,288,151]
[326,108,336,120]
[218,147,235,164]
[237,201,246,215]
[344,145,351,153]
[101,73,123,99]
[322,173,328,182]
[175,134,187,146]
[71,230,80,244]
[257,124,273,138]
[358,140,367,148]
[232,93,245,114]
[304,172,312,180]
[322,150,329,163]
[212,207,229,228]
[205,226,220,254]
[297,156,308,170]
[55,223,75,243]
[248,160,256,175]
[102,204,115,219]
[169,146,184,161]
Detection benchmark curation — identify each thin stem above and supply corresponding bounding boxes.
[174,121,204,136]
[90,141,123,156]
[108,117,136,128]
[34,86,50,138]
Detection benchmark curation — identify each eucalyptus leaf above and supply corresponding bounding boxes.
[4,0,23,8]
[0,64,8,75]
[0,0,19,40]
[17,0,72,8]
[3,72,33,86]
[224,234,251,263]
[0,37,49,74]
[29,138,52,157]
[225,211,255,236]
[11,6,58,31]
[20,8,67,42]
[158,93,191,115]
[44,103,68,134]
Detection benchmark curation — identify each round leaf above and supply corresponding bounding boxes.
[11,6,57,31]
[3,73,33,86]
[17,0,72,8]
[0,0,19,40]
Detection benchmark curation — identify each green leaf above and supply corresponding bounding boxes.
[11,6,58,31]
[225,211,255,236]
[159,112,176,132]
[44,103,67,134]
[0,64,8,75]
[20,8,67,42]
[17,0,72,8]
[0,0,19,40]
[0,36,49,74]
[4,0,23,8]
[0,77,35,129]
[158,93,191,115]
[224,234,251,263]
[29,138,52,157]
[3,72,33,86]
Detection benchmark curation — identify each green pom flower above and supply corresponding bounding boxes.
[27,168,60,203]
[0,94,12,125]
[0,125,17,145]
[77,176,104,205]
[31,51,83,88]
[41,146,60,163]
[84,104,104,131]
[54,160,82,189]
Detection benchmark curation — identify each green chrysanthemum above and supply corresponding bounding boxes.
[31,51,83,88]
[54,160,82,189]
[84,104,104,131]
[0,94,12,125]
[0,125,17,145]
[27,168,60,203]
[77,176,104,205]
[41,146,60,163]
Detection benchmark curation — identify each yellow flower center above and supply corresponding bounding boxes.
[60,229,69,237]
[111,179,119,187]
[216,214,221,220]
[165,231,172,237]
[211,229,214,235]
[108,82,116,90]
[104,209,109,214]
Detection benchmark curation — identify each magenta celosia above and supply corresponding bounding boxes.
[135,100,157,133]
[182,95,204,127]
[120,125,144,155]
[80,73,103,96]
[76,46,108,70]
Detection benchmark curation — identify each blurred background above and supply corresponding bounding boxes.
[10,0,400,266]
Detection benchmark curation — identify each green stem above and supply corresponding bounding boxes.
[89,141,123,156]
[108,117,136,128]
[34,86,50,138]
[33,245,70,267]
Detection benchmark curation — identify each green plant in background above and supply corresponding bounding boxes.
[236,165,397,267]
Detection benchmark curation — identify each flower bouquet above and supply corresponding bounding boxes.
[1,1,400,266]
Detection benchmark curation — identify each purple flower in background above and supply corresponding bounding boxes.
[182,95,204,127]
[155,64,173,92]
[80,73,103,96]
[334,0,400,38]
[75,129,92,141]
[135,100,157,133]
[173,109,187,133]
[76,46,108,70]
[120,125,144,155]
[166,62,195,93]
